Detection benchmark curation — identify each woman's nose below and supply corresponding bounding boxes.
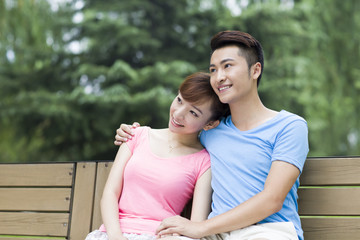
[173,107,186,119]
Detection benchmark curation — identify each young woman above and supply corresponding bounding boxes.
[85,72,229,240]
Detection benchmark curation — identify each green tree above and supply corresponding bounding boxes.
[0,0,78,162]
[0,0,232,162]
[298,0,360,155]
[2,0,359,163]
[220,0,360,156]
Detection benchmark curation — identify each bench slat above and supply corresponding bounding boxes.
[0,238,65,240]
[92,161,113,230]
[0,188,71,211]
[0,163,74,187]
[69,162,97,240]
[0,212,69,236]
[302,217,360,240]
[301,157,360,186]
[298,187,360,215]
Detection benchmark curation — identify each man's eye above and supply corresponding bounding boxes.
[225,64,231,68]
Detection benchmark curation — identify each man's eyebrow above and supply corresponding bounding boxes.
[209,58,235,67]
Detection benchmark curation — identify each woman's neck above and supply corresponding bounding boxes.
[149,128,203,158]
[166,129,202,150]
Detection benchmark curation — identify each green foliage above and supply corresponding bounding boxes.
[298,0,360,155]
[0,0,224,162]
[221,2,310,115]
[0,0,359,162]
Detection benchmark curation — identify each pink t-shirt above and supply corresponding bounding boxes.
[99,127,211,235]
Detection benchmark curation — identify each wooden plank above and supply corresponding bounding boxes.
[0,188,71,211]
[68,162,96,240]
[0,212,69,236]
[92,161,113,230]
[0,237,65,240]
[301,217,360,240]
[301,157,360,186]
[298,188,360,215]
[0,163,74,187]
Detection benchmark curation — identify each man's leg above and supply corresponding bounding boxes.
[230,222,298,240]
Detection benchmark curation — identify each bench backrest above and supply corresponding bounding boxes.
[298,157,360,239]
[0,162,98,240]
[1,157,359,240]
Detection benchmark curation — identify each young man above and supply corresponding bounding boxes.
[116,31,309,240]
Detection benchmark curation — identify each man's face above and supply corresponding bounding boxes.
[209,45,258,105]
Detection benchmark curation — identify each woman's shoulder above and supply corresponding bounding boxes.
[184,148,210,163]
[132,126,151,134]
[126,126,151,146]
[147,128,167,139]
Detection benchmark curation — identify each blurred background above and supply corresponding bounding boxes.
[0,0,359,163]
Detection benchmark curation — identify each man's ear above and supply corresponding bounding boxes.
[203,120,220,131]
[252,62,261,80]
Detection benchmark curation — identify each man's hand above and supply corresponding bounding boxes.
[114,122,140,146]
[156,216,205,239]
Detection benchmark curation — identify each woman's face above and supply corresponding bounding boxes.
[168,93,214,135]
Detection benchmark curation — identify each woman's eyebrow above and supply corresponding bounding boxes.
[191,105,203,115]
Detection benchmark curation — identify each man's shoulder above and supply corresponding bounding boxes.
[276,110,307,125]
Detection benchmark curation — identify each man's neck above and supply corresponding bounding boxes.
[229,97,277,132]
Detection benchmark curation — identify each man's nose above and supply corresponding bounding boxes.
[216,69,226,83]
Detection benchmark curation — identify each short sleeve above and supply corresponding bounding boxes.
[195,151,211,181]
[272,119,309,172]
[125,127,148,153]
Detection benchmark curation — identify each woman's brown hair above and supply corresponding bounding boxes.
[179,72,229,121]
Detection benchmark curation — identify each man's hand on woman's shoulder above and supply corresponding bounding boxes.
[114,122,140,145]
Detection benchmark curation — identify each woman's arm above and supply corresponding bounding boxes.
[156,161,300,238]
[190,169,212,222]
[101,144,132,240]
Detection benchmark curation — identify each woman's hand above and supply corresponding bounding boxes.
[156,216,206,239]
[114,122,140,145]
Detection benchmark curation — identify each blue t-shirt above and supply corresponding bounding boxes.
[200,110,309,240]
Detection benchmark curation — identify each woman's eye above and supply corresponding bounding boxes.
[225,63,231,68]
[209,68,216,73]
[177,97,182,103]
[190,111,199,117]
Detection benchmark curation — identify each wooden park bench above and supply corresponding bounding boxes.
[0,162,107,240]
[0,157,359,240]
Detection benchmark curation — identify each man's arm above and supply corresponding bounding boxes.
[156,161,300,238]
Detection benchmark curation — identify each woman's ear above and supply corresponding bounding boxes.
[203,120,220,131]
